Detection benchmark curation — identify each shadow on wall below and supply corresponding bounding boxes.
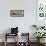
[29,25,37,42]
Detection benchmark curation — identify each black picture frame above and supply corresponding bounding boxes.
[10,10,24,17]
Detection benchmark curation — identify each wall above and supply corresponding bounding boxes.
[0,0,36,42]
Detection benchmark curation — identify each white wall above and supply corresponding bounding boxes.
[0,0,36,42]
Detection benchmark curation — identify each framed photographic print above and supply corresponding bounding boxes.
[10,10,24,17]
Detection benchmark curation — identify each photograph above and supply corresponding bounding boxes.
[10,10,24,17]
